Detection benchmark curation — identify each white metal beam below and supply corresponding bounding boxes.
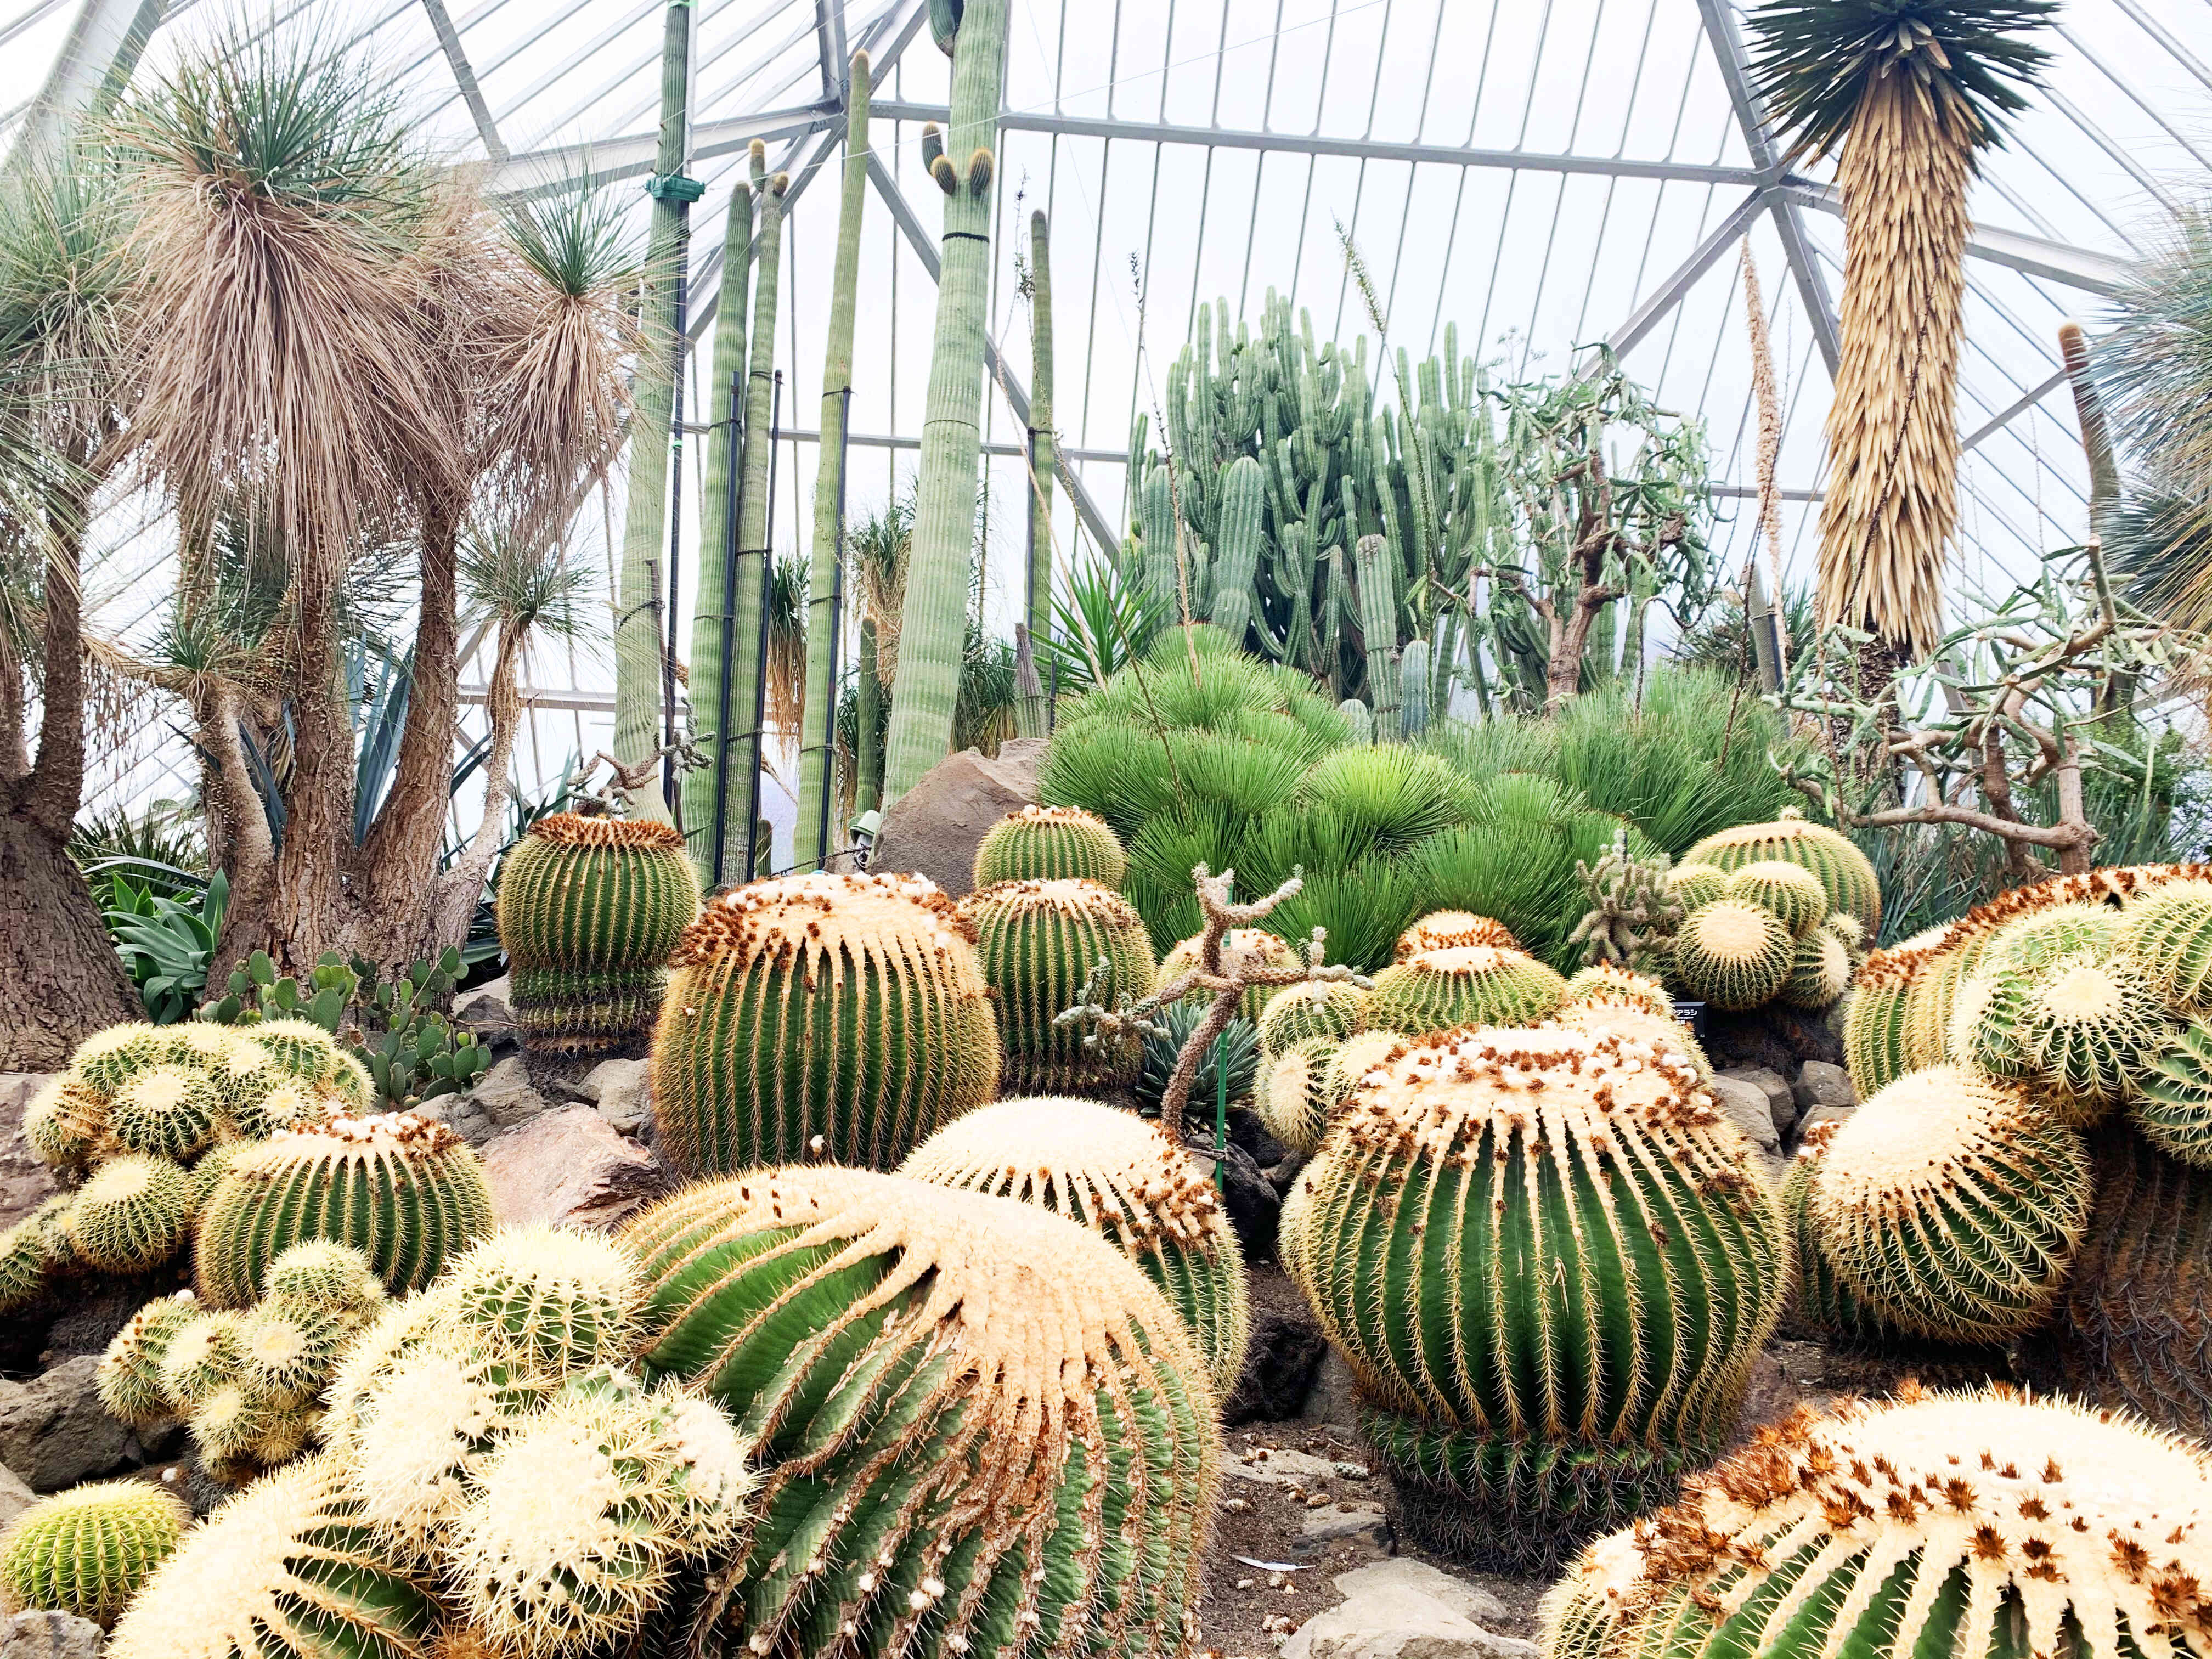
[10,0,163,165]
[1779,183,2130,296]
[1961,366,2068,453]
[1604,187,1772,358]
[419,0,507,163]
[489,104,835,195]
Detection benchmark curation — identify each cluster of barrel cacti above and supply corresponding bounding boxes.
[97,1242,388,1483]
[1661,811,1876,1012]
[2,1019,370,1313]
[495,811,702,1054]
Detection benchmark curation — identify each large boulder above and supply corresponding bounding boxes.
[1283,1560,1532,1659]
[0,1074,61,1231]
[868,740,1048,899]
[0,1356,163,1491]
[0,1462,33,1529]
[478,1104,670,1232]
[1223,1266,1328,1424]
[1719,1066,1796,1139]
[1,1612,104,1659]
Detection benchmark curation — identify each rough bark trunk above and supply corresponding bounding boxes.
[0,809,137,1068]
[360,505,462,934]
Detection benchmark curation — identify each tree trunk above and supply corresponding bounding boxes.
[0,808,137,1067]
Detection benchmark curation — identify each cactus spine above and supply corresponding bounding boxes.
[1396,911,1520,960]
[496,812,701,1054]
[650,871,1000,1175]
[1807,1065,2090,1342]
[1721,860,1828,937]
[902,1097,1251,1391]
[0,1480,191,1627]
[625,1167,1218,1659]
[956,879,1157,1096]
[1300,1024,1785,1569]
[1362,944,1568,1036]
[1680,809,1881,935]
[193,1113,495,1306]
[67,1155,192,1273]
[1667,900,1795,1011]
[972,803,1128,888]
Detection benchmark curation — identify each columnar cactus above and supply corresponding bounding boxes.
[1299,1024,1786,1568]
[1680,808,1881,935]
[651,872,1001,1175]
[1667,900,1795,1011]
[901,1097,1251,1391]
[1257,978,1367,1054]
[956,879,1158,1096]
[1547,1387,2212,1659]
[1361,945,1568,1036]
[67,1155,193,1273]
[1805,1065,2090,1342]
[107,1454,438,1659]
[972,803,1128,888]
[1561,964,1674,1018]
[0,1480,191,1627]
[496,811,702,1054]
[1396,911,1520,960]
[1161,927,1302,1020]
[194,1113,495,1305]
[624,1167,1219,1659]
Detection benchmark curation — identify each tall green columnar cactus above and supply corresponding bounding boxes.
[194,1114,496,1306]
[1139,461,1180,618]
[495,813,702,1054]
[1300,1024,1785,1570]
[1026,208,1056,656]
[625,1167,1218,1659]
[611,1,695,821]
[1397,637,1431,736]
[1353,533,1399,729]
[679,156,754,863]
[881,0,1012,805]
[650,872,1001,1175]
[955,879,1158,1096]
[1210,455,1266,646]
[794,59,872,871]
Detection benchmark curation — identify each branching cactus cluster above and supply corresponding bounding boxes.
[651,871,1001,1174]
[1297,1023,1786,1569]
[1570,832,1683,974]
[1,1020,368,1314]
[955,878,1158,1097]
[624,1166,1218,1659]
[495,811,702,1055]
[98,1242,388,1483]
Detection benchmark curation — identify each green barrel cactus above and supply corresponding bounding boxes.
[1778,925,1853,1009]
[0,1479,191,1627]
[1668,900,1795,1011]
[155,1309,245,1410]
[1986,899,2124,969]
[1299,1023,1786,1570]
[955,878,1157,1096]
[242,1018,348,1089]
[24,1076,104,1170]
[437,1224,642,1384]
[651,872,1001,1176]
[1806,1065,2090,1342]
[496,811,702,1054]
[1722,860,1828,937]
[972,803,1128,888]
[0,1218,51,1314]
[108,1454,437,1659]
[447,1369,752,1659]
[624,1167,1220,1659]
[1680,808,1881,936]
[193,1112,495,1306]
[96,1292,202,1427]
[1361,944,1568,1036]
[1320,1029,1411,1108]
[1779,1125,1900,1346]
[1955,949,2165,1122]
[1257,979,1366,1056]
[106,1066,222,1161]
[1841,953,1919,1098]
[1560,964,1674,1018]
[67,1154,193,1273]
[902,1096,1251,1391]
[1551,1387,2212,1659]
[1161,926,1302,1019]
[1551,1002,1713,1082]
[67,1023,170,1098]
[1256,1035,1341,1154]
[1664,864,1728,914]
[2120,877,2212,1014]
[1395,910,1520,961]
[2139,1019,2212,1169]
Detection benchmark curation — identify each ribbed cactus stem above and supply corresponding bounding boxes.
[1353,533,1400,728]
[0,1480,191,1628]
[957,880,1156,1096]
[1209,454,1266,646]
[1397,637,1431,736]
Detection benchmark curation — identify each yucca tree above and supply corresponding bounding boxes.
[110,21,636,975]
[0,150,142,1066]
[1746,0,2057,664]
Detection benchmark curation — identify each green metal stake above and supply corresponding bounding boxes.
[1214,1031,1228,1192]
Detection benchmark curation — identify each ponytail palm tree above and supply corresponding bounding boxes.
[1745,0,2057,662]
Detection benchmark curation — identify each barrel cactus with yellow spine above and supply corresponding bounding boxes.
[1257,977,1367,1054]
[955,878,1155,1096]
[1395,910,1519,961]
[1680,808,1880,935]
[2121,878,2212,1014]
[1257,1035,1341,1153]
[1955,949,2165,1122]
[651,871,1000,1175]
[1561,964,1673,1018]
[901,1096,1250,1391]
[1361,944,1567,1036]
[1806,1065,2090,1342]
[1298,1023,1786,1570]
[496,810,702,1054]
[0,1480,191,1627]
[1547,1386,2212,1659]
[193,1111,495,1306]
[1778,1124,1900,1347]
[1667,899,1795,1011]
[972,803,1127,887]
[624,1166,1218,1659]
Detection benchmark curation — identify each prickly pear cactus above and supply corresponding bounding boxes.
[1569,832,1683,973]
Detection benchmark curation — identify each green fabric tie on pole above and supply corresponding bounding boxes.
[1214,1034,1228,1192]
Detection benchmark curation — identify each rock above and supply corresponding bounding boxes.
[414,1087,495,1148]
[1706,1074,1779,1154]
[1296,1500,1390,1554]
[575,1058,653,1140]
[1792,1061,1855,1120]
[867,740,1048,899]
[1224,1266,1327,1424]
[2,1612,105,1659]
[40,1273,188,1366]
[1268,1150,1310,1195]
[1283,1559,1536,1659]
[1223,1446,1341,1486]
[465,1055,557,1133]
[1702,1004,1844,1074]
[1222,1105,1289,1172]
[1188,1137,1279,1267]
[1299,1350,1360,1429]
[0,1356,158,1491]
[0,1074,61,1231]
[479,1105,670,1231]
[453,975,518,1052]
[1799,1101,1857,1137]
[1722,1066,1796,1138]
[0,1462,33,1528]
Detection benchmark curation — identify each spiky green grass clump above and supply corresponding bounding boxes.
[1667,900,1795,1011]
[1361,944,1568,1036]
[0,1479,191,1627]
[1807,1065,2090,1342]
[973,804,1128,887]
[902,1097,1251,1392]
